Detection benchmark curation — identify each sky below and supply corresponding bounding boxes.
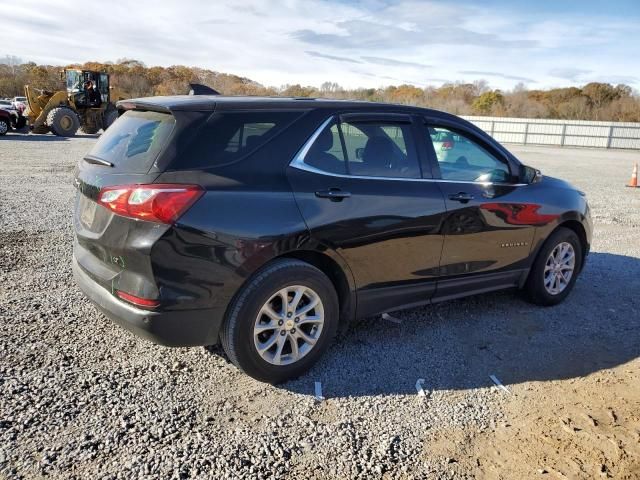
[2,0,639,91]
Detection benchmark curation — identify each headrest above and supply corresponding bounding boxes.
[363,136,395,167]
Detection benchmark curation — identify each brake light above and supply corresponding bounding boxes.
[441,140,454,150]
[98,184,203,224]
[116,290,160,308]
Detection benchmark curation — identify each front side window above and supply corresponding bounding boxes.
[304,118,421,179]
[428,126,511,183]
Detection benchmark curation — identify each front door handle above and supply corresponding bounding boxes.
[315,188,351,202]
[448,192,475,203]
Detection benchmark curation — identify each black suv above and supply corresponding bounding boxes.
[73,96,592,383]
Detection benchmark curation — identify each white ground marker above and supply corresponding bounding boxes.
[415,378,427,397]
[489,374,512,395]
[314,381,324,402]
[382,312,402,324]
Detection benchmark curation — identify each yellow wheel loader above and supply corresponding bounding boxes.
[25,69,118,137]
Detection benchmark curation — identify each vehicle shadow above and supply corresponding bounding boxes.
[284,252,640,397]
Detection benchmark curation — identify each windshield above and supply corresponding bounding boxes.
[87,110,176,173]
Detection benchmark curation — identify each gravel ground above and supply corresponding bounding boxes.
[1,134,638,479]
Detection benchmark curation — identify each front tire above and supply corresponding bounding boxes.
[0,118,8,135]
[220,259,339,383]
[46,107,80,137]
[525,227,582,306]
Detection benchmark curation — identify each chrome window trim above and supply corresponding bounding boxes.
[289,115,527,188]
[291,116,335,168]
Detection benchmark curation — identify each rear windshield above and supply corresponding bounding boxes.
[87,110,175,173]
[175,111,303,169]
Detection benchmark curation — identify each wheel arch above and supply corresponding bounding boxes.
[279,249,356,333]
[559,219,587,262]
[522,215,589,289]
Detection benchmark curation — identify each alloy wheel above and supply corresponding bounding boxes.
[544,241,576,295]
[253,285,324,366]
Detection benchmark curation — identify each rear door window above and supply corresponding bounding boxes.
[87,110,175,173]
[303,122,347,174]
[303,117,421,179]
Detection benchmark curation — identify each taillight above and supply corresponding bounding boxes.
[441,140,454,150]
[98,184,203,224]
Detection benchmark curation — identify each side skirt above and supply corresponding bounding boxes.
[356,269,527,318]
[432,269,527,304]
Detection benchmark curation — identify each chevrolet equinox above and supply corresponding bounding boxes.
[73,96,592,383]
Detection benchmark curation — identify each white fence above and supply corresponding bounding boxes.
[462,116,640,150]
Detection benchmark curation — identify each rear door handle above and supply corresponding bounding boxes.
[448,192,475,203]
[315,188,351,202]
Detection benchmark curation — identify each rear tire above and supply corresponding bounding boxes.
[0,119,8,135]
[220,259,339,383]
[525,227,582,306]
[46,107,80,137]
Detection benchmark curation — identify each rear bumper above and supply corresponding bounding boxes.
[73,256,224,347]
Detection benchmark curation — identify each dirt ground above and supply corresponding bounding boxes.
[429,361,640,479]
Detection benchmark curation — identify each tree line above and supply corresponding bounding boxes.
[1,56,639,122]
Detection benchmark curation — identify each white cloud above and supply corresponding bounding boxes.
[1,0,638,90]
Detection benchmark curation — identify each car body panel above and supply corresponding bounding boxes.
[287,164,447,317]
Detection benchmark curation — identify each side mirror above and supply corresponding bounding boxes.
[355,147,364,160]
[521,165,542,184]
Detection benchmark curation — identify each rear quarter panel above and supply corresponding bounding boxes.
[149,169,310,310]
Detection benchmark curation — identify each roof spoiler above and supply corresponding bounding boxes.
[188,83,220,96]
[116,100,172,114]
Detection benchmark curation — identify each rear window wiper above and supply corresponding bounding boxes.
[83,154,114,167]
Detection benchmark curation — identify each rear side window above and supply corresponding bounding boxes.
[179,111,303,169]
[87,110,175,173]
